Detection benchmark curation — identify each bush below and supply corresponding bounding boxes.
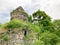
[2,34,9,41]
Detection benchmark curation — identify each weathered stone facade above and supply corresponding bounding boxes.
[10,6,28,21]
[0,27,37,45]
[0,6,37,45]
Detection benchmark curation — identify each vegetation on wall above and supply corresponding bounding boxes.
[2,34,9,41]
[0,9,60,45]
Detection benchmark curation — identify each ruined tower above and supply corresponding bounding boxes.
[10,6,28,21]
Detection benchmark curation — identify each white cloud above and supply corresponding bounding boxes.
[31,0,60,20]
[0,0,60,23]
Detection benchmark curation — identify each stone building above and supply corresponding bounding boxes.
[0,6,37,45]
[10,6,28,21]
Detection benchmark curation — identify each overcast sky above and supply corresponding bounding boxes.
[0,0,60,23]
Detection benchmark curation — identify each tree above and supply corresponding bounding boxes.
[39,31,59,45]
[32,10,54,32]
[32,10,51,26]
[53,20,60,30]
[28,15,32,23]
[32,10,51,21]
[53,20,60,37]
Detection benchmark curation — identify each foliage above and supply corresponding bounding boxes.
[0,9,60,45]
[32,10,51,21]
[2,34,9,41]
[53,20,60,30]
[27,22,40,32]
[40,31,60,45]
[4,19,26,29]
[28,15,32,23]
[31,40,44,45]
[0,23,2,27]
[31,10,60,45]
[0,23,4,28]
[53,20,60,37]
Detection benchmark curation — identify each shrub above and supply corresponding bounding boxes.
[2,34,9,41]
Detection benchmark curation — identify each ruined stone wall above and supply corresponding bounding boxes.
[0,28,37,45]
[10,6,28,21]
[0,6,37,45]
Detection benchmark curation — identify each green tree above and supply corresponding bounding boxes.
[28,15,32,23]
[53,20,60,38]
[40,31,59,45]
[32,10,53,32]
[32,10,51,27]
[32,10,51,21]
[53,20,60,30]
